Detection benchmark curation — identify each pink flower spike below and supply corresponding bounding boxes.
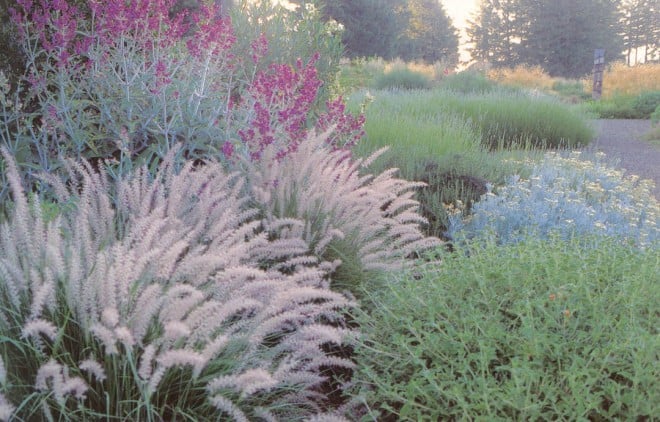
[250,33,269,64]
[221,141,234,159]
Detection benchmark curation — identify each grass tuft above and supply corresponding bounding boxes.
[373,68,433,90]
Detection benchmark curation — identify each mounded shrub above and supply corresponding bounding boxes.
[632,91,660,119]
[653,104,660,124]
[447,151,660,247]
[588,91,660,120]
[354,88,595,151]
[440,71,495,93]
[373,68,432,90]
[463,91,595,149]
[551,79,590,101]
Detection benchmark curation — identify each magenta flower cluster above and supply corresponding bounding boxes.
[316,97,366,150]
[10,0,87,67]
[12,0,234,66]
[236,47,365,161]
[10,0,364,165]
[89,0,189,54]
[185,3,236,59]
[238,54,322,161]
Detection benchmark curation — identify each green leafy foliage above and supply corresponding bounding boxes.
[289,0,459,64]
[653,104,660,124]
[586,95,639,119]
[394,0,459,65]
[586,91,660,119]
[551,79,590,100]
[351,238,660,420]
[439,71,495,93]
[288,0,406,59]
[373,69,432,90]
[632,91,660,118]
[455,91,595,149]
[354,88,594,151]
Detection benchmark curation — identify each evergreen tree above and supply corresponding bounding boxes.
[467,0,518,67]
[290,0,459,63]
[468,0,625,77]
[288,0,406,59]
[518,0,624,77]
[621,0,659,64]
[394,0,459,64]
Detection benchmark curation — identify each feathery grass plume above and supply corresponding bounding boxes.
[0,354,12,421]
[0,146,355,420]
[248,129,441,289]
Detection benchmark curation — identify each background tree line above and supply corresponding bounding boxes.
[287,0,459,65]
[285,0,658,77]
[468,0,658,78]
[2,0,657,82]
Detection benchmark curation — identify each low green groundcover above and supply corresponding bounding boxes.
[351,237,659,420]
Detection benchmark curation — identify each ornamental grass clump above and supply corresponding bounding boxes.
[247,130,441,291]
[447,151,660,248]
[0,147,355,421]
[373,68,433,90]
[488,64,555,91]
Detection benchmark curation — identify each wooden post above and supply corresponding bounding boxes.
[592,49,605,100]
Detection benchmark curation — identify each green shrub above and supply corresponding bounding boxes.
[335,58,387,94]
[576,83,659,120]
[440,71,495,93]
[355,88,595,150]
[647,104,660,146]
[551,79,590,100]
[373,68,432,90]
[653,104,660,124]
[632,91,660,119]
[350,238,660,420]
[454,90,596,149]
[351,90,481,174]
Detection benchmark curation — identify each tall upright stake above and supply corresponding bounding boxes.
[592,49,605,100]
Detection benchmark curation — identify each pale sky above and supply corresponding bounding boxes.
[441,0,479,29]
[440,0,480,63]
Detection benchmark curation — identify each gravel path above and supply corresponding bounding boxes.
[582,119,659,199]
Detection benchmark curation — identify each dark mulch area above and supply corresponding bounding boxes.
[582,119,659,199]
